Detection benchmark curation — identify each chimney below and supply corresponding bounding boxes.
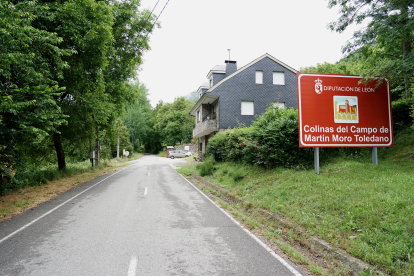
[225,60,237,76]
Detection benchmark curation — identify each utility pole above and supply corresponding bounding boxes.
[117,126,120,158]
[95,127,100,166]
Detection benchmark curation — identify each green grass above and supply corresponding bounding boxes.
[6,153,144,195]
[14,200,30,208]
[157,151,167,157]
[177,128,414,275]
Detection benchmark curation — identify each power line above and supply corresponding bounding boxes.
[135,0,160,39]
[137,0,170,52]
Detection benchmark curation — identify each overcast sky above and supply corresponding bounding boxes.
[138,0,359,107]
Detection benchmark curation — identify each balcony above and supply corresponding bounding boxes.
[193,113,218,137]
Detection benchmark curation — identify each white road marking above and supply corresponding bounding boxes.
[127,255,137,276]
[177,173,304,276]
[144,187,148,196]
[0,167,129,244]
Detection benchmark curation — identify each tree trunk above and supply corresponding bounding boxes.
[53,132,66,171]
[404,76,411,99]
[401,5,412,98]
[89,138,93,167]
[95,140,100,166]
[117,136,119,158]
[403,39,412,98]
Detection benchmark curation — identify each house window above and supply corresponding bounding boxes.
[273,71,285,85]
[241,101,254,115]
[255,70,263,84]
[209,78,213,88]
[273,102,285,109]
[197,110,201,122]
[198,91,201,99]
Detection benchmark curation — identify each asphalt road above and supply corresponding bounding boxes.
[0,155,306,276]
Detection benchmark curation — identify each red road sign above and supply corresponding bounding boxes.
[297,73,393,147]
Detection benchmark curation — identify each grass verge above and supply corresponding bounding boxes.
[0,154,143,222]
[177,128,414,276]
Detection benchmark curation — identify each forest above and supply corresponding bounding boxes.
[0,0,195,193]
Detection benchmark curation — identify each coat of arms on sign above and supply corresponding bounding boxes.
[315,78,323,94]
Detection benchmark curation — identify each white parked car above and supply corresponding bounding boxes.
[169,150,186,159]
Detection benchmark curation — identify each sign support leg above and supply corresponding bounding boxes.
[372,147,378,165]
[314,147,320,174]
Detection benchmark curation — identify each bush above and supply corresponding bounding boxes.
[251,106,313,168]
[206,102,414,169]
[392,98,414,133]
[206,106,313,168]
[100,145,112,161]
[196,155,215,176]
[207,127,253,162]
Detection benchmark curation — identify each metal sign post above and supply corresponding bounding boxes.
[372,147,378,165]
[314,147,320,174]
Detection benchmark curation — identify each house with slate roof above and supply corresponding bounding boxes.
[189,53,298,152]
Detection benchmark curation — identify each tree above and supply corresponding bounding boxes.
[112,118,133,157]
[104,0,157,102]
[300,60,363,75]
[43,0,157,170]
[153,97,195,145]
[0,0,71,183]
[184,91,198,103]
[300,49,408,100]
[102,0,157,155]
[44,0,115,170]
[328,0,414,98]
[123,82,152,151]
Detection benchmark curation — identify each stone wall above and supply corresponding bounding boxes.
[174,143,197,154]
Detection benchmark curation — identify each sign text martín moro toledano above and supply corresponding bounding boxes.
[297,73,393,147]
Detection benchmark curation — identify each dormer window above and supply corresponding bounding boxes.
[199,91,201,99]
[209,78,213,88]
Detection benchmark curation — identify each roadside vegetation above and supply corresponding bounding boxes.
[177,91,414,275]
[0,153,143,222]
[182,3,414,272]
[178,127,414,275]
[0,0,195,194]
[2,2,414,274]
[1,0,157,189]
